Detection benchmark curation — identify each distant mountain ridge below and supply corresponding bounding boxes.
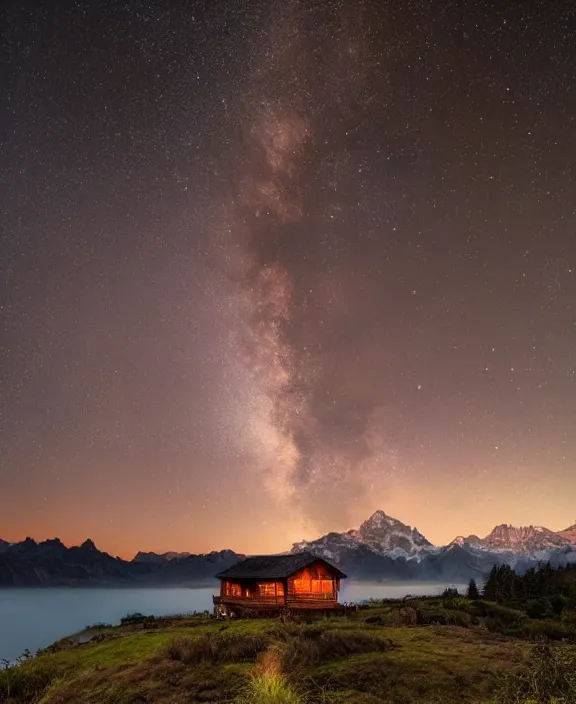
[450,523,574,555]
[133,551,192,564]
[0,537,241,587]
[293,511,576,562]
[1,511,574,587]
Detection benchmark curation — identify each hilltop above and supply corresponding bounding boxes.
[1,588,575,704]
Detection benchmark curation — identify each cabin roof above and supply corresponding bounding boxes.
[215,551,347,580]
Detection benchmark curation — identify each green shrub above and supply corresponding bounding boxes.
[497,642,576,703]
[120,612,154,625]
[551,594,570,617]
[416,607,470,627]
[526,597,553,619]
[0,656,63,701]
[364,614,385,625]
[84,622,114,630]
[511,620,574,643]
[478,601,526,635]
[442,597,459,610]
[470,600,489,618]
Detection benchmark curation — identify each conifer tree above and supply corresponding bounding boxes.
[467,578,480,600]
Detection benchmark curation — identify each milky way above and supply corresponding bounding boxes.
[2,0,575,555]
[220,2,404,533]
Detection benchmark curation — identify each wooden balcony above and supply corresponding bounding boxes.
[214,595,285,608]
[286,594,339,609]
[213,592,339,612]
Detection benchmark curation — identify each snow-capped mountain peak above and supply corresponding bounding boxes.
[449,534,483,548]
[358,509,394,527]
[354,510,433,556]
[292,510,576,574]
[559,522,576,542]
[452,523,572,555]
[292,510,435,562]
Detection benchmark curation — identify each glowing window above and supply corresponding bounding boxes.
[292,579,310,593]
[311,579,333,593]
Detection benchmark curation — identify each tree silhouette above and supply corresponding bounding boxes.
[467,578,480,600]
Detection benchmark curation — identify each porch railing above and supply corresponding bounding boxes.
[214,592,337,606]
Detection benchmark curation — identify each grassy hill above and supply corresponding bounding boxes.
[1,596,575,703]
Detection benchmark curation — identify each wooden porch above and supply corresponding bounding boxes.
[213,592,339,610]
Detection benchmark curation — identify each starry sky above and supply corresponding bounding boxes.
[2,0,575,559]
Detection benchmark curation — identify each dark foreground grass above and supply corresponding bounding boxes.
[496,642,576,704]
[281,626,396,673]
[163,631,271,664]
[1,601,575,704]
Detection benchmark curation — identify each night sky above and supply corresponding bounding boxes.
[2,0,575,558]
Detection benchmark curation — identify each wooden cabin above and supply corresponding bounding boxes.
[213,552,346,617]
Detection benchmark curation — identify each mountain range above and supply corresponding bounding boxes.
[133,551,192,564]
[0,537,240,587]
[1,511,574,587]
[291,511,576,580]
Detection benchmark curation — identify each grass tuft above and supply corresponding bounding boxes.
[0,656,64,701]
[237,647,304,704]
[237,673,305,704]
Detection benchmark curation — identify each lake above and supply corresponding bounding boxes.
[0,581,463,662]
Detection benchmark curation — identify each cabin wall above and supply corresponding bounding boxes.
[220,579,285,598]
[287,561,337,597]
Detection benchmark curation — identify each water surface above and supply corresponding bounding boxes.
[0,581,462,662]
